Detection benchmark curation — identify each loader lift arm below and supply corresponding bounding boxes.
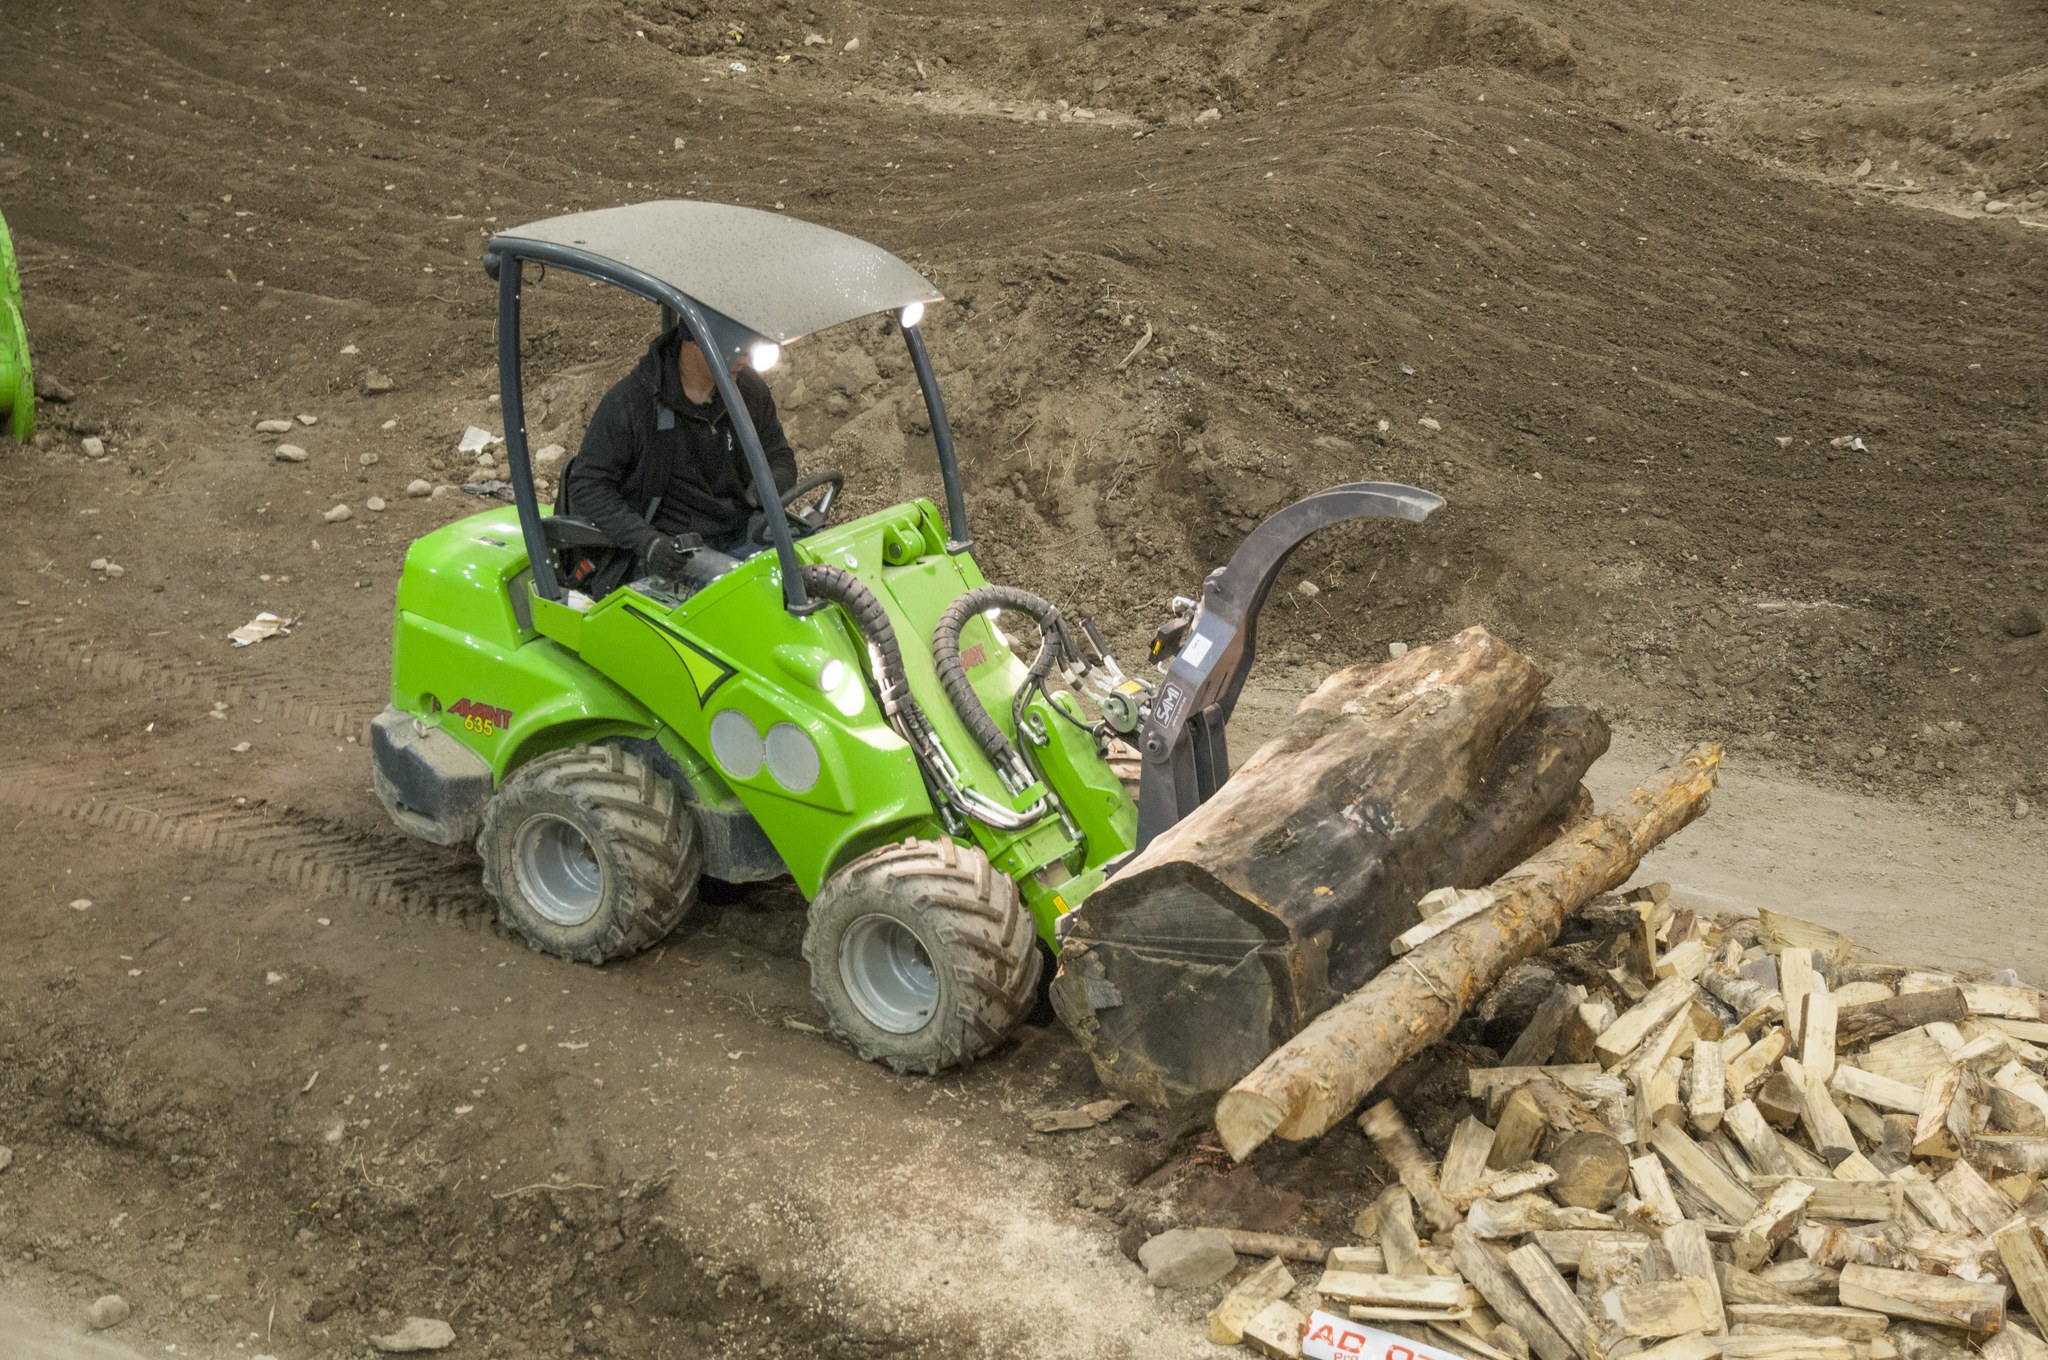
[1133,481,1444,850]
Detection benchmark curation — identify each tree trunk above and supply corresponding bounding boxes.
[1049,628,1610,1109]
[1213,743,1722,1159]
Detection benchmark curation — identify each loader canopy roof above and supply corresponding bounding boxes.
[490,200,942,343]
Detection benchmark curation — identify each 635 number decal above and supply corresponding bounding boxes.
[449,697,514,736]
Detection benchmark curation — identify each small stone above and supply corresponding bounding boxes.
[476,451,497,467]
[366,496,387,512]
[824,392,850,416]
[1972,189,1988,203]
[360,452,380,467]
[2017,796,2031,820]
[1194,107,1222,125]
[1775,436,1793,448]
[341,343,360,355]
[231,742,252,754]
[362,370,396,395]
[1137,1227,1238,1288]
[1985,200,2011,215]
[323,504,353,523]
[381,419,398,431]
[86,1295,131,1331]
[34,372,75,403]
[1418,416,1441,431]
[81,436,106,457]
[0,1145,11,1172]
[534,443,567,468]
[103,563,124,579]
[296,413,318,426]
[1852,158,1873,179]
[1295,580,1320,599]
[255,418,294,433]
[370,1318,456,1353]
[406,479,433,498]
[2002,606,2043,638]
[430,484,457,500]
[802,33,827,46]
[69,898,92,911]
[841,36,860,51]
[1388,641,1410,658]
[1375,418,1391,433]
[90,557,108,571]
[274,444,309,463]
[266,970,286,985]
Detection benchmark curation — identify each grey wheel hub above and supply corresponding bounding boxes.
[514,814,605,926]
[840,914,936,1034]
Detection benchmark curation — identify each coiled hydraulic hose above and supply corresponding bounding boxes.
[798,565,1050,832]
[930,586,1078,782]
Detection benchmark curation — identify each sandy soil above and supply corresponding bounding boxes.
[1,0,2044,1355]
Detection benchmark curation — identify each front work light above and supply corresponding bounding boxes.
[898,301,925,330]
[748,340,782,372]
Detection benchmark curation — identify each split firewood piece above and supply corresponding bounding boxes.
[1467,1195,1619,1239]
[1722,1304,1889,1340]
[1722,1099,1795,1177]
[1889,1165,1969,1234]
[1772,1127,1833,1179]
[1831,1149,1887,1181]
[1326,1246,1387,1273]
[1630,1338,1722,1360]
[1783,1055,1859,1168]
[1991,1086,2048,1136]
[1551,1131,1633,1210]
[1700,964,1780,1024]
[1442,1116,1500,1201]
[1757,909,1854,965]
[1453,1163,1560,1212]
[1560,998,1621,1065]
[1578,1236,1661,1308]
[1836,1261,2006,1336]
[1830,1063,1927,1115]
[1691,1037,1728,1134]
[1714,1338,1856,1360]
[1493,1086,1549,1169]
[1779,949,1820,1049]
[1359,1100,1463,1235]
[1985,1322,2048,1360]
[1803,991,1840,1085]
[1997,1018,2048,1046]
[1860,1025,1959,1087]
[1658,940,1712,984]
[1661,1220,1724,1334]
[1716,1262,1803,1306]
[1376,1186,1426,1276]
[1507,985,1590,1067]
[1215,745,1722,1160]
[1994,1219,2048,1333]
[1219,1229,1332,1262]
[1599,978,1703,1069]
[1755,1258,1841,1302]
[1506,1243,1599,1359]
[1629,1152,1687,1228]
[1974,1135,2048,1177]
[1316,1270,1476,1319]
[1639,1054,1687,1133]
[1209,1256,1297,1345]
[1649,1119,1759,1223]
[1530,1229,1654,1271]
[1731,1179,1814,1270]
[1601,1280,1715,1340]
[1469,1066,1613,1112]
[1838,988,1969,1047]
[1750,1176,1899,1222]
[1798,1221,1897,1269]
[1833,981,1896,1009]
[1727,1030,1790,1104]
[1913,1066,1969,1160]
[1963,984,2045,1021]
[1755,1070,1806,1131]
[1451,1226,1579,1360]
[1243,1299,1308,1360]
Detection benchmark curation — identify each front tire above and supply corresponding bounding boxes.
[802,837,1042,1074]
[479,744,701,964]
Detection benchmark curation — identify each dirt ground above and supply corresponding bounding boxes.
[1,0,2045,1355]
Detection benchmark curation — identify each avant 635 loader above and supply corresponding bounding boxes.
[374,201,1440,1072]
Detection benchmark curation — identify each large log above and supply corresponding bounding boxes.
[1214,743,1722,1159]
[1049,628,1610,1107]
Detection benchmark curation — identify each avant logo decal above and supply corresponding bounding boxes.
[449,698,514,735]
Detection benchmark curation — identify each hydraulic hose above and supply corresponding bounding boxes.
[930,586,1076,780]
[798,565,1049,833]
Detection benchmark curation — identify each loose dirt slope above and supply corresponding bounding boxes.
[0,0,2044,1355]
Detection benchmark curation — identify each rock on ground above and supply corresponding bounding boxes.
[323,504,352,523]
[0,1144,13,1172]
[1137,1227,1238,1288]
[85,1295,130,1330]
[274,444,308,463]
[370,1317,456,1353]
[406,478,433,497]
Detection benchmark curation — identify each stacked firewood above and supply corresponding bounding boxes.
[1211,898,2048,1360]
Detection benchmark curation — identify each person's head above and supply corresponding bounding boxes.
[678,338,748,392]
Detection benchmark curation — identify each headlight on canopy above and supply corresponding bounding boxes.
[898,301,925,330]
[748,339,782,372]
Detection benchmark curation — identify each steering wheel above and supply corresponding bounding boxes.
[752,469,845,545]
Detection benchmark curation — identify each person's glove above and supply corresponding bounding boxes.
[645,533,702,580]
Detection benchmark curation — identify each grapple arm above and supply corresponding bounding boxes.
[1133,481,1443,850]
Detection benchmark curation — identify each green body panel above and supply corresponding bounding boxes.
[0,210,34,444]
[387,497,1139,939]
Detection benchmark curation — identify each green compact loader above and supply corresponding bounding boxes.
[375,201,1440,1072]
[0,208,35,444]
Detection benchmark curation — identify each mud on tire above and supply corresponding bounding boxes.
[479,744,702,964]
[802,837,1043,1075]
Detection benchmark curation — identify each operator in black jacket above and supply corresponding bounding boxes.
[560,326,796,584]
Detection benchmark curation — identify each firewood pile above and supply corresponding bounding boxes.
[1203,897,2048,1360]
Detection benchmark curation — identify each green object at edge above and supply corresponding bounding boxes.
[0,208,33,444]
[388,494,1138,944]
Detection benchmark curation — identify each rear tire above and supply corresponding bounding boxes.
[802,837,1041,1074]
[479,744,701,964]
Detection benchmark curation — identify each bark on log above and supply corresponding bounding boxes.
[1214,743,1722,1160]
[1049,628,1610,1108]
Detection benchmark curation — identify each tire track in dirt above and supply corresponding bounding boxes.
[0,753,482,921]
[0,616,381,742]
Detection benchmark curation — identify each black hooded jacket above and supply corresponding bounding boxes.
[561,328,797,555]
